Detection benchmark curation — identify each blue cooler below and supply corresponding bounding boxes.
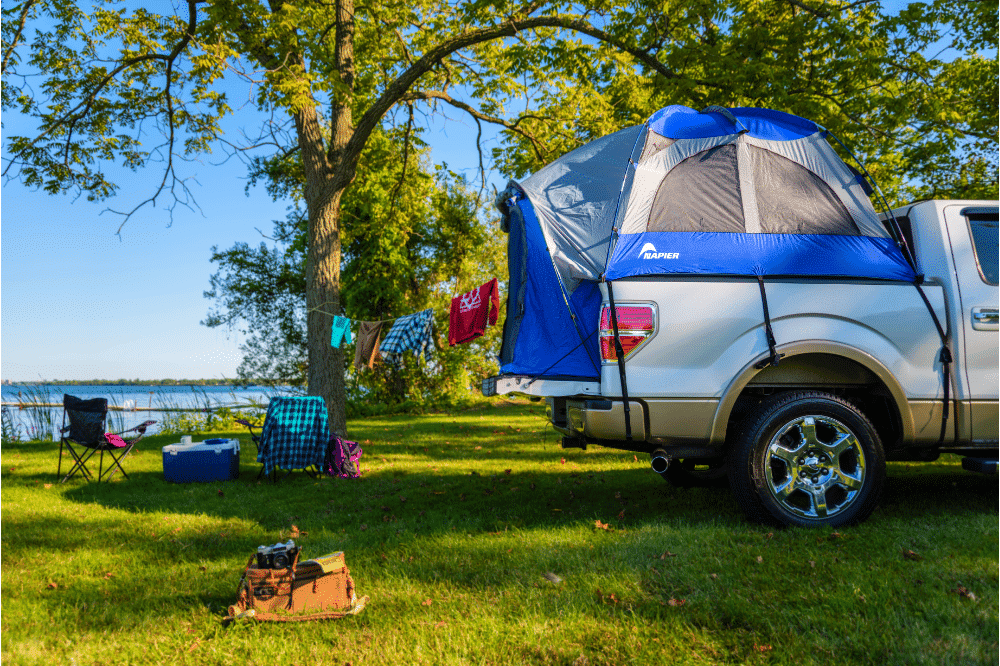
[162,438,240,483]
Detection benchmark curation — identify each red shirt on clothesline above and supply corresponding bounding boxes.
[448,278,499,346]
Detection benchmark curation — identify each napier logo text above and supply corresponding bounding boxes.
[459,289,482,313]
[639,242,679,260]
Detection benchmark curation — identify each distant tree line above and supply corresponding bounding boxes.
[6,379,259,386]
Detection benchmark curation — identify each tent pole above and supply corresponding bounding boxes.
[606,280,632,441]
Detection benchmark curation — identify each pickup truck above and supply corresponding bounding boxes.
[483,106,997,527]
[491,200,998,526]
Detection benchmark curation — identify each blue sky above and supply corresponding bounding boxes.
[1,104,502,382]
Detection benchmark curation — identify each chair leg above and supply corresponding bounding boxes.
[100,445,134,482]
[60,443,96,483]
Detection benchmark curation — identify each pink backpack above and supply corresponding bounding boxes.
[325,436,362,479]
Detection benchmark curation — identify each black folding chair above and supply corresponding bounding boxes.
[57,394,155,483]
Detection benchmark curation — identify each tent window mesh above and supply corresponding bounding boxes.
[751,147,859,235]
[639,131,674,163]
[647,144,745,233]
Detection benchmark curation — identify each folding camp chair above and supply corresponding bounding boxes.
[237,396,329,482]
[57,394,155,483]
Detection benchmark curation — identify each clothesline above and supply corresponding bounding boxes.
[319,278,501,370]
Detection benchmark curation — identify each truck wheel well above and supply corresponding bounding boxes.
[726,353,903,452]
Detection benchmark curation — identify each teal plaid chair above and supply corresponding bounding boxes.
[240,396,330,482]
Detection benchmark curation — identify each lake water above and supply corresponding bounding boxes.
[1,384,296,440]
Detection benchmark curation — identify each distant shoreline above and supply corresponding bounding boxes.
[1,379,268,387]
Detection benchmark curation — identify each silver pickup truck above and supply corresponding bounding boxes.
[483,106,998,527]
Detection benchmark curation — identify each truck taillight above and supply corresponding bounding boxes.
[600,304,656,362]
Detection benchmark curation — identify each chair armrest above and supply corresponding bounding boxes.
[112,420,157,437]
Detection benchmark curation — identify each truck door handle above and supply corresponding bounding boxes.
[972,307,999,330]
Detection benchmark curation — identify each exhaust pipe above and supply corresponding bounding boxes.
[650,448,670,474]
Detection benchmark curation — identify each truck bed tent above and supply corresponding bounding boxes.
[496,105,915,381]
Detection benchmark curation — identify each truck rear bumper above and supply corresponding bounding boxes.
[549,396,720,453]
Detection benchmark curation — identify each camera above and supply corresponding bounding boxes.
[256,540,299,569]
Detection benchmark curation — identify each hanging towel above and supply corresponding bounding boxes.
[449,278,500,346]
[330,315,352,348]
[379,309,434,364]
[353,320,384,371]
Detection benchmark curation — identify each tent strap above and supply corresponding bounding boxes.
[913,275,953,445]
[754,277,783,370]
[606,280,632,441]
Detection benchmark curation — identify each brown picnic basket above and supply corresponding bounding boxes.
[225,550,369,623]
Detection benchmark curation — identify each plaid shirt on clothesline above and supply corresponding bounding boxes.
[379,308,434,365]
[257,396,330,476]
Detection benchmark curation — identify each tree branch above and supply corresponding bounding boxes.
[342,14,687,187]
[402,89,548,164]
[2,0,36,76]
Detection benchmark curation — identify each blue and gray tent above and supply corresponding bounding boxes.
[495,104,915,382]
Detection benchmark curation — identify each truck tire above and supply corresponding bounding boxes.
[662,458,729,489]
[727,391,885,527]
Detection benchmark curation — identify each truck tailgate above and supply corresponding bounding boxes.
[482,375,601,398]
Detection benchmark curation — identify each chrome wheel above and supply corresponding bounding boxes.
[763,415,866,521]
[728,391,885,527]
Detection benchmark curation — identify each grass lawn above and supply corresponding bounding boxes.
[2,400,996,665]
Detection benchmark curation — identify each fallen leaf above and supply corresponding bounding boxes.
[421,599,433,606]
[542,572,563,584]
[360,524,368,531]
[756,556,763,563]
[475,446,482,450]
[435,621,447,628]
[954,586,977,601]
[667,598,685,607]
[809,561,816,568]
[660,551,677,559]
[199,566,207,572]
[710,573,718,580]
[902,550,923,561]
[829,532,843,540]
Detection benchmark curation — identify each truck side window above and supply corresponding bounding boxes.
[964,208,999,286]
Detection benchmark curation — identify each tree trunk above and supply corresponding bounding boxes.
[304,186,347,436]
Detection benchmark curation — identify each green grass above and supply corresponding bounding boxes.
[2,401,996,665]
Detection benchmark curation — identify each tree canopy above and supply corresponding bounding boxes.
[3,0,996,432]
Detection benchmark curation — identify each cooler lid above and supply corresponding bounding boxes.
[162,438,240,455]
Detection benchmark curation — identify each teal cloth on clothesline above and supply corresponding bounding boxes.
[330,315,352,347]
